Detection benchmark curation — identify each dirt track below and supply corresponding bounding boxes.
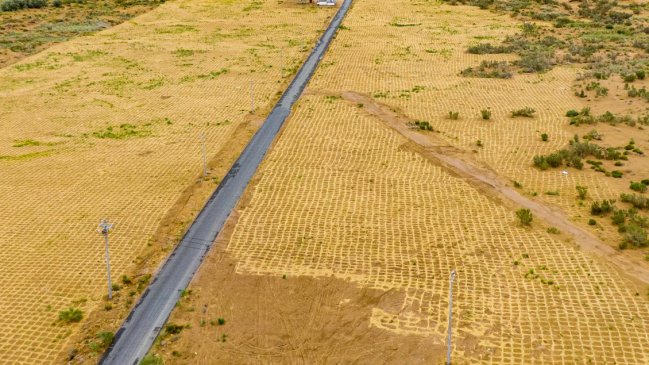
[342,90,649,286]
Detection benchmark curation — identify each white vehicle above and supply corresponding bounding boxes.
[317,0,335,6]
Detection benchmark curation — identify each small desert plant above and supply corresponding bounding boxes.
[121,275,132,285]
[96,331,114,348]
[448,111,459,120]
[59,307,83,323]
[591,199,616,215]
[165,323,185,335]
[566,109,579,117]
[583,130,602,141]
[516,208,533,225]
[630,182,648,193]
[217,317,226,325]
[141,354,163,365]
[480,109,492,120]
[467,43,511,54]
[611,210,626,226]
[576,185,588,200]
[476,139,483,147]
[623,73,637,83]
[413,120,433,131]
[511,107,536,117]
[588,219,597,225]
[460,60,512,79]
[541,133,548,142]
[611,170,623,178]
[547,227,560,234]
[513,181,523,188]
[622,225,649,248]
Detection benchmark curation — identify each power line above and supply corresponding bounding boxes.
[98,219,114,300]
[447,269,457,365]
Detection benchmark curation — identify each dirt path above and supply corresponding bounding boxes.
[342,90,649,286]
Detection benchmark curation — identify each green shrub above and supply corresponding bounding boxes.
[533,155,550,170]
[623,73,637,83]
[511,107,536,117]
[516,208,533,225]
[467,43,511,54]
[141,354,163,365]
[217,317,226,325]
[121,275,132,285]
[59,307,83,323]
[582,130,602,141]
[448,111,459,120]
[541,133,548,142]
[566,109,579,117]
[165,323,185,335]
[413,120,433,131]
[588,218,597,225]
[576,185,588,200]
[630,181,648,193]
[1,0,47,11]
[547,227,560,234]
[460,60,512,79]
[623,224,649,248]
[611,210,626,225]
[611,170,623,178]
[516,48,553,73]
[96,331,114,348]
[636,70,646,80]
[592,199,616,215]
[545,153,563,168]
[480,109,492,120]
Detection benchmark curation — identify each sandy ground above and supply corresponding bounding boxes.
[0,0,336,363]
[160,1,649,364]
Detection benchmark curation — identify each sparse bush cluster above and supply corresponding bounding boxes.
[630,181,648,193]
[516,48,554,73]
[590,199,616,216]
[511,107,536,118]
[460,60,512,79]
[467,43,512,54]
[621,193,649,210]
[588,196,649,249]
[413,120,433,131]
[1,0,47,11]
[566,108,648,128]
[532,135,631,171]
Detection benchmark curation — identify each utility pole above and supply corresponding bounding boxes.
[447,269,457,365]
[98,219,114,300]
[249,81,254,113]
[280,47,284,79]
[200,132,207,178]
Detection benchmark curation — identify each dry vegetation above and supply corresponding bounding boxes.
[160,0,649,363]
[0,0,165,67]
[0,0,336,363]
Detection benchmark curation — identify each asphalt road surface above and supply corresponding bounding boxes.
[99,1,352,364]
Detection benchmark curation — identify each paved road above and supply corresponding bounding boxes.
[99,1,351,364]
